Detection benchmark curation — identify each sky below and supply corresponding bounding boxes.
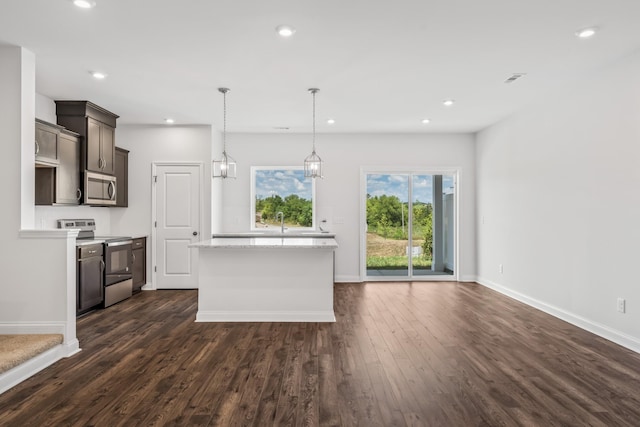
[255,169,312,200]
[366,174,454,203]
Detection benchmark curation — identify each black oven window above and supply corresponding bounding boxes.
[110,249,129,273]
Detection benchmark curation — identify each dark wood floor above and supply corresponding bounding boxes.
[1,283,640,426]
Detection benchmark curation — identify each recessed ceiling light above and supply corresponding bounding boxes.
[421,118,431,124]
[73,0,96,9]
[165,118,175,124]
[575,27,598,39]
[276,25,296,38]
[90,71,107,79]
[327,119,335,125]
[443,99,455,107]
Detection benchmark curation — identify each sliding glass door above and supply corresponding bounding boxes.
[365,174,410,277]
[364,171,456,280]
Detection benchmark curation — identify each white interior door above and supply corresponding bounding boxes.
[154,163,202,289]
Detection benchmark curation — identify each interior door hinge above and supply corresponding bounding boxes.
[154,221,157,228]
[154,266,157,272]
[153,175,157,183]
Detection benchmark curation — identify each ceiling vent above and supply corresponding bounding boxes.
[505,73,526,84]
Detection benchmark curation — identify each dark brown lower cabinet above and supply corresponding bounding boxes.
[77,244,104,315]
[132,237,146,293]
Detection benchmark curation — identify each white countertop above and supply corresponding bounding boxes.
[211,231,335,238]
[190,237,338,249]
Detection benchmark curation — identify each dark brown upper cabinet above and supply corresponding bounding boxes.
[55,101,119,176]
[114,147,129,207]
[35,118,61,167]
[35,120,81,205]
[56,130,82,204]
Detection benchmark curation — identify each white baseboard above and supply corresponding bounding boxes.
[459,274,477,282]
[476,276,640,354]
[0,322,66,335]
[0,343,77,395]
[62,338,81,356]
[334,275,362,283]
[195,310,336,323]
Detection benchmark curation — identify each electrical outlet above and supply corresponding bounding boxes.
[499,264,503,274]
[617,298,626,313]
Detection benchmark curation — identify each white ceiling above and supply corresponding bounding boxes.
[2,0,640,133]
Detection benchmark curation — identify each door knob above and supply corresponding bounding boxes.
[193,231,198,236]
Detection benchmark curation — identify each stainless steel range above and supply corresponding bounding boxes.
[58,219,133,309]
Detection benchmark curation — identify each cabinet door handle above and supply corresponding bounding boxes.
[132,253,136,262]
[88,250,97,254]
[76,188,82,201]
[35,140,40,155]
[99,157,104,169]
[100,259,105,271]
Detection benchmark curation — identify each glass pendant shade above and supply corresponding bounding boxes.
[304,88,323,179]
[213,151,237,178]
[213,87,236,179]
[304,150,323,178]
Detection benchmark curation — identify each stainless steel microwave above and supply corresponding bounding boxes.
[84,171,117,206]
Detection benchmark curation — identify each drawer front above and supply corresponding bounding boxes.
[78,244,103,259]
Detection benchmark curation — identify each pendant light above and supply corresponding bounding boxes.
[304,88,323,179]
[213,87,237,179]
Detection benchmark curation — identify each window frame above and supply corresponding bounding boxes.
[250,166,317,231]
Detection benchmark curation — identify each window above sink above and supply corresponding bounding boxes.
[250,166,316,232]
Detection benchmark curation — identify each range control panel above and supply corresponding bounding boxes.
[57,219,96,232]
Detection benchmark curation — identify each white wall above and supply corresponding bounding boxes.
[476,48,640,351]
[0,46,77,352]
[112,125,213,286]
[35,93,56,123]
[219,133,476,282]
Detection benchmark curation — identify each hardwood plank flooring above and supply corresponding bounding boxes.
[1,282,640,426]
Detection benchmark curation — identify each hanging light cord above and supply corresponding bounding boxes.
[309,88,319,153]
[312,89,316,153]
[222,89,227,154]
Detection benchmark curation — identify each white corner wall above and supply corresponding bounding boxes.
[476,48,640,352]
[0,46,78,354]
[219,133,476,282]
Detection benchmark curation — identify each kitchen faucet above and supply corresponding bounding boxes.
[276,211,285,233]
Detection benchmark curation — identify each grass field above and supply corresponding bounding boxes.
[366,232,432,269]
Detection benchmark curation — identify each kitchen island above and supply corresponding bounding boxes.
[190,236,338,322]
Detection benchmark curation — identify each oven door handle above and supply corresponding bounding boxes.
[100,259,105,272]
